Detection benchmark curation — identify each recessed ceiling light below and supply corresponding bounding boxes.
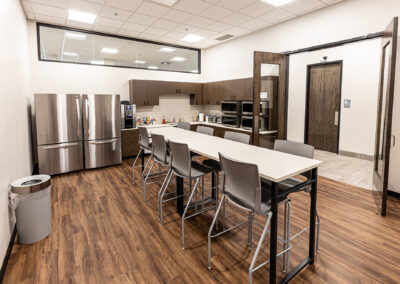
[150,0,178,7]
[191,70,199,73]
[171,56,186,62]
[101,48,119,54]
[91,59,104,65]
[65,32,86,40]
[68,10,96,24]
[180,34,204,43]
[134,60,146,64]
[148,66,159,69]
[63,51,78,56]
[260,0,295,7]
[159,47,175,53]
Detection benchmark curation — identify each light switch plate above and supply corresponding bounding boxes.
[344,99,351,108]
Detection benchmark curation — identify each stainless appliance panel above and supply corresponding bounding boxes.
[84,138,122,169]
[241,101,269,116]
[221,101,241,114]
[82,94,121,140]
[241,116,269,131]
[38,142,83,175]
[221,115,241,128]
[35,93,82,145]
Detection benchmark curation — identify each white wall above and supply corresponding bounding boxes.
[0,0,32,264]
[287,40,381,156]
[27,21,204,102]
[203,0,400,81]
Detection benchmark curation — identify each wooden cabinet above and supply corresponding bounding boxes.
[203,77,253,105]
[129,80,146,106]
[121,129,140,158]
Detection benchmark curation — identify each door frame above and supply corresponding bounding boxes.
[304,60,343,154]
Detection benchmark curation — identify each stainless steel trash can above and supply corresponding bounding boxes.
[10,175,52,244]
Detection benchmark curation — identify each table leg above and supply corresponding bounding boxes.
[211,172,216,200]
[269,182,278,284]
[309,168,318,264]
[176,176,184,215]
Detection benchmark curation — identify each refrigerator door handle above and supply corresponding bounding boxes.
[76,96,81,138]
[85,97,90,136]
[42,142,79,150]
[88,138,120,145]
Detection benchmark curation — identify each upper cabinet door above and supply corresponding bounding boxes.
[159,81,178,94]
[35,93,82,145]
[129,80,146,106]
[82,94,121,140]
[145,81,160,105]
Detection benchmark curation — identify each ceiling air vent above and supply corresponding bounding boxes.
[215,34,234,41]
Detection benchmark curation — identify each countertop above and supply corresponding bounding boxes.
[122,122,277,135]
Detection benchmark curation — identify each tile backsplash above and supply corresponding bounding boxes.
[136,94,220,123]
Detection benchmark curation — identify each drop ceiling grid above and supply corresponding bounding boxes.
[21,0,345,49]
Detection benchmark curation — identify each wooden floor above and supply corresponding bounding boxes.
[3,158,400,283]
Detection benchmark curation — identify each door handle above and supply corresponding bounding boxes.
[88,138,119,145]
[334,111,339,126]
[42,142,79,150]
[76,96,81,138]
[391,135,396,147]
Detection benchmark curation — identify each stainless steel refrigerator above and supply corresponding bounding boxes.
[35,93,121,175]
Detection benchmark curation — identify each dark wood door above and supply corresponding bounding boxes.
[129,80,146,106]
[145,81,159,105]
[373,17,398,216]
[306,62,342,153]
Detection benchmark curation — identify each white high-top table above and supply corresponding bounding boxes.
[146,126,322,284]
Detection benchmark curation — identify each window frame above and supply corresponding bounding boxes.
[36,22,201,74]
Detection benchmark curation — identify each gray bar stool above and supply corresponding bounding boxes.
[177,121,191,130]
[158,140,215,249]
[273,140,320,254]
[142,134,170,202]
[208,153,290,284]
[132,127,152,185]
[196,126,214,135]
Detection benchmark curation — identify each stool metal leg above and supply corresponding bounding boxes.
[132,148,143,184]
[143,159,155,202]
[158,168,172,221]
[159,170,173,224]
[208,194,225,269]
[182,178,200,249]
[247,211,253,250]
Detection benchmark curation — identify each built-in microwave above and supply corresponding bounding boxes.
[221,101,241,115]
[241,116,269,131]
[222,114,241,128]
[242,101,269,116]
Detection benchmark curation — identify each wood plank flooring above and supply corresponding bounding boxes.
[3,158,400,283]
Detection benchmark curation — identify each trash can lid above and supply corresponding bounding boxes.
[11,175,51,195]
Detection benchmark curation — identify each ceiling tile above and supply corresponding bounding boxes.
[206,21,231,32]
[173,25,199,34]
[220,12,251,25]
[118,29,140,37]
[187,16,215,28]
[152,19,180,30]
[164,31,187,40]
[29,0,68,9]
[282,0,326,15]
[32,3,67,18]
[139,33,161,41]
[95,16,124,28]
[173,0,211,14]
[218,0,257,11]
[240,1,275,17]
[68,0,103,14]
[143,27,168,36]
[128,13,158,25]
[223,26,249,36]
[320,0,344,4]
[106,0,143,12]
[94,24,119,34]
[162,9,193,23]
[240,18,270,30]
[35,14,66,25]
[21,1,33,13]
[100,6,132,21]
[121,22,148,33]
[84,0,106,4]
[135,2,170,18]
[66,19,93,30]
[201,5,233,20]
[25,12,36,20]
[194,28,218,38]
[259,8,295,24]
[158,35,179,43]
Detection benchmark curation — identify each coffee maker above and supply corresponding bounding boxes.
[121,102,136,129]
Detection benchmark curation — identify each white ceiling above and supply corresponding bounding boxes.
[21,0,345,49]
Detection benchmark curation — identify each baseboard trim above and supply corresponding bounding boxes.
[388,190,400,199]
[338,150,374,161]
[0,225,17,283]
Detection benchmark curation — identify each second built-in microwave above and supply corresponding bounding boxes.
[242,101,269,116]
[241,116,269,131]
[221,101,241,114]
[222,114,241,128]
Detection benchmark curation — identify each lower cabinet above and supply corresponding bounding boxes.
[121,129,140,158]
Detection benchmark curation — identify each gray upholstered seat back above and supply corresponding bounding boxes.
[197,126,214,136]
[138,127,150,149]
[224,131,250,144]
[151,134,167,163]
[274,140,314,159]
[219,152,262,213]
[177,121,191,130]
[169,140,191,177]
